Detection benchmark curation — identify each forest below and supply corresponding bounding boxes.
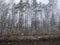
[0,0,60,35]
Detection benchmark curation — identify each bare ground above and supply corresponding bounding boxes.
[0,35,60,45]
[0,38,60,45]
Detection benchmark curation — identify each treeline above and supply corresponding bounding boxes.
[0,0,60,35]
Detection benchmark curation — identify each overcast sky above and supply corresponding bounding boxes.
[5,0,60,9]
[37,0,49,4]
[15,0,49,4]
[6,0,49,4]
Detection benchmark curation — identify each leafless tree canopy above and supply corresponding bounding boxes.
[0,0,60,35]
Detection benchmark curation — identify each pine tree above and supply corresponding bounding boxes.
[32,0,37,8]
[50,13,56,32]
[50,14,56,26]
[58,18,60,30]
